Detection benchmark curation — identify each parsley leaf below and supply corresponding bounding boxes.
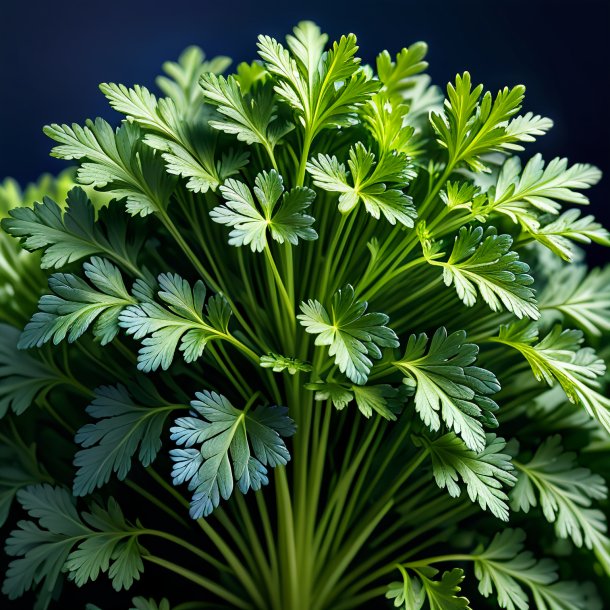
[298,285,399,385]
[119,273,232,372]
[430,72,552,171]
[1,187,144,274]
[20,257,137,349]
[493,322,610,432]
[45,120,175,217]
[169,390,295,518]
[511,435,609,564]
[394,328,499,452]
[2,485,144,603]
[73,381,183,496]
[425,226,539,319]
[210,169,317,251]
[260,353,312,374]
[487,154,602,223]
[307,143,417,226]
[420,433,516,521]
[539,265,610,336]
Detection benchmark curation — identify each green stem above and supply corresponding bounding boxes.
[143,555,252,609]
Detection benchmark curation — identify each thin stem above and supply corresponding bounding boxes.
[143,555,252,609]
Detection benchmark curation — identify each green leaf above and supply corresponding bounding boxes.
[307,143,417,226]
[298,285,399,385]
[425,226,539,319]
[2,485,143,604]
[430,73,551,171]
[511,436,609,562]
[169,390,295,518]
[494,322,610,432]
[526,209,610,262]
[1,187,143,273]
[257,25,378,136]
[376,42,429,99]
[210,170,317,251]
[73,382,181,496]
[101,81,248,194]
[119,273,232,372]
[306,380,405,420]
[0,324,65,418]
[394,328,499,452]
[200,74,293,149]
[473,529,589,610]
[20,257,137,349]
[259,353,312,374]
[539,265,610,336]
[487,154,602,222]
[44,119,175,216]
[156,45,231,114]
[0,429,51,527]
[388,566,471,610]
[130,597,171,610]
[421,433,516,521]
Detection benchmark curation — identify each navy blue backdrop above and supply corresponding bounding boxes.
[2,0,608,258]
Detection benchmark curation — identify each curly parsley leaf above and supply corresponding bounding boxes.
[526,209,610,262]
[0,324,66,418]
[20,257,137,349]
[169,390,295,518]
[210,169,317,251]
[1,187,144,274]
[419,433,516,520]
[200,74,293,150]
[425,226,539,319]
[394,328,499,452]
[298,285,399,385]
[307,143,416,226]
[2,485,144,603]
[119,273,232,372]
[73,381,184,496]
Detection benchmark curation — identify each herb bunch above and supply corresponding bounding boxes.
[1,21,609,610]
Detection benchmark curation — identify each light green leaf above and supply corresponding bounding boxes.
[211,170,317,251]
[119,273,232,372]
[493,323,610,432]
[422,433,516,520]
[425,226,539,319]
[512,436,609,563]
[307,143,416,226]
[44,120,174,216]
[539,265,610,336]
[394,328,499,452]
[298,285,399,385]
[487,154,602,223]
[259,353,312,374]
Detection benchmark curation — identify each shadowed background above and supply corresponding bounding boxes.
[1,0,608,264]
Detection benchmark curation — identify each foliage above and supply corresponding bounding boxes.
[0,20,608,610]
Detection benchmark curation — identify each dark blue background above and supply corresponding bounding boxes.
[2,0,608,259]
